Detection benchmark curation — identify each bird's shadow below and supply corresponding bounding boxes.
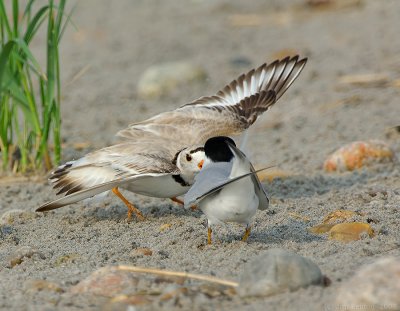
[249,222,324,244]
[263,166,394,200]
[81,199,203,222]
[211,219,323,245]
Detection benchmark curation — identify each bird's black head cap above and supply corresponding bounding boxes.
[204,136,236,163]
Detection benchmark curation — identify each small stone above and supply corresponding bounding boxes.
[137,61,206,99]
[103,294,152,310]
[7,246,44,267]
[306,0,364,10]
[24,279,64,294]
[323,210,358,224]
[0,225,13,238]
[54,253,80,266]
[257,168,295,182]
[336,257,400,309]
[159,224,172,231]
[159,284,188,301]
[308,223,335,234]
[328,222,375,242]
[337,73,389,88]
[238,248,323,297]
[0,209,37,225]
[324,140,395,172]
[229,56,252,68]
[70,266,139,297]
[129,247,153,257]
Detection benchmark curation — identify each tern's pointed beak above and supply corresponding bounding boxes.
[198,160,204,169]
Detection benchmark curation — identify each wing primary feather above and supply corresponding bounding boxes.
[191,166,274,204]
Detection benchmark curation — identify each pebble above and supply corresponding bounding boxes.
[129,247,153,258]
[7,246,45,267]
[229,56,252,68]
[238,248,323,297]
[0,225,13,238]
[70,266,140,297]
[324,140,395,172]
[103,295,152,311]
[24,279,64,294]
[54,253,80,266]
[0,209,37,225]
[336,257,400,309]
[137,61,206,99]
[328,222,374,242]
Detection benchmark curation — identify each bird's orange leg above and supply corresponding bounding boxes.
[112,187,144,221]
[170,197,184,205]
[170,197,197,210]
[207,227,213,245]
[242,226,251,242]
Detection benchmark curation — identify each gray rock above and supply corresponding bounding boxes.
[238,248,323,297]
[137,61,206,99]
[336,257,400,310]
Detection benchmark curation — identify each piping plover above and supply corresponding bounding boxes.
[37,56,306,219]
[184,136,269,244]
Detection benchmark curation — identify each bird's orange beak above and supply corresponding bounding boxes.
[198,160,204,169]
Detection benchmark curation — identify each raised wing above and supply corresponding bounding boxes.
[117,56,307,152]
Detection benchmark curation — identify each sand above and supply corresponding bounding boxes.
[1,0,400,310]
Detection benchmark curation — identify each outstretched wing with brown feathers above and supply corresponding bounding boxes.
[117,55,307,150]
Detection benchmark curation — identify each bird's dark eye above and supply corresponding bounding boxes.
[186,154,192,161]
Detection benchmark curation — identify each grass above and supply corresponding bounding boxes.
[0,0,71,173]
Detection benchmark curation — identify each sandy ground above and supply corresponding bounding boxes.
[1,0,400,310]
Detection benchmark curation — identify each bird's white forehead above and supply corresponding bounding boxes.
[186,145,205,154]
[179,146,205,160]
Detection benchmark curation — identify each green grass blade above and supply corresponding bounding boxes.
[0,0,71,172]
[11,37,46,79]
[0,41,16,90]
[0,0,12,38]
[12,0,19,37]
[23,5,49,44]
[22,0,36,19]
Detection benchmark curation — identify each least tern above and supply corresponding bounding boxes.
[184,136,269,244]
[37,56,306,219]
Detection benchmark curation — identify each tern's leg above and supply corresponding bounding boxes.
[207,226,213,245]
[242,225,251,242]
[170,197,184,205]
[112,187,144,221]
[171,197,197,210]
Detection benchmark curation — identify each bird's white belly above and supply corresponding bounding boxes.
[200,177,258,225]
[122,175,189,198]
